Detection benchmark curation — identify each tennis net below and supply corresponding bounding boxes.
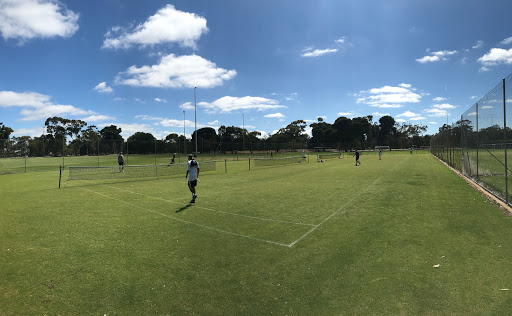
[251,156,306,168]
[68,161,217,180]
[317,152,342,161]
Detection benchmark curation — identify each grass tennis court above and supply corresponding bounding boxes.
[2,152,512,314]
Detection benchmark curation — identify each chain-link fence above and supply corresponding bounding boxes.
[432,73,512,204]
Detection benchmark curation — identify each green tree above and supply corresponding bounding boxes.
[0,122,14,139]
[127,132,156,154]
[100,125,124,154]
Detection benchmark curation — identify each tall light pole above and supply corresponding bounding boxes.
[183,111,186,154]
[242,113,245,151]
[194,87,198,155]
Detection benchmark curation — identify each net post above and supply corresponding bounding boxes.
[225,159,227,173]
[249,157,251,171]
[59,165,62,188]
[504,78,508,204]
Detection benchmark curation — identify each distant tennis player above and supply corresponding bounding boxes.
[379,148,382,160]
[169,153,176,165]
[354,149,361,166]
[185,154,200,203]
[410,147,413,155]
[118,152,124,172]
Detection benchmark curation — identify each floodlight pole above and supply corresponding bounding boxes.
[194,87,198,155]
[183,111,186,154]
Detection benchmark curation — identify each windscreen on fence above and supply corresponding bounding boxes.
[432,73,512,204]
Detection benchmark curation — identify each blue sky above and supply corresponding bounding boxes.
[2,0,512,139]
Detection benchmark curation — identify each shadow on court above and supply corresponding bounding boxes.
[175,204,193,213]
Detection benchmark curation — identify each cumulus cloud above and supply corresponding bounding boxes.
[115,54,236,88]
[180,102,195,110]
[301,47,338,57]
[472,41,484,49]
[424,108,449,117]
[433,103,456,109]
[93,82,113,93]
[433,97,447,101]
[102,4,207,49]
[199,96,285,113]
[0,0,79,42]
[208,120,219,125]
[154,97,167,103]
[264,112,285,118]
[0,90,97,121]
[501,37,512,45]
[356,83,421,108]
[478,48,512,71]
[82,115,114,122]
[416,50,458,63]
[337,112,353,116]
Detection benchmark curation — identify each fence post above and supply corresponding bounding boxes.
[225,159,227,173]
[504,78,508,204]
[476,104,479,181]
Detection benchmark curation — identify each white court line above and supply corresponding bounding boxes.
[288,159,407,247]
[103,184,316,227]
[75,185,291,248]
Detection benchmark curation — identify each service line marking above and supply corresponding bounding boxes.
[103,184,316,227]
[75,185,292,248]
[288,158,407,247]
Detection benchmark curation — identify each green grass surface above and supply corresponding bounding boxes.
[2,152,512,315]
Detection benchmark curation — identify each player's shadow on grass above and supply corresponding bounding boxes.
[175,204,193,213]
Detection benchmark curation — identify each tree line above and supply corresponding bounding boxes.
[1,115,432,157]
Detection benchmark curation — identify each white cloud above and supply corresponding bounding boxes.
[357,83,421,108]
[396,119,407,123]
[356,83,421,109]
[337,112,353,116]
[82,115,114,122]
[416,50,458,63]
[478,48,512,69]
[481,105,493,109]
[115,54,236,88]
[135,115,164,121]
[114,97,125,101]
[335,37,347,44]
[472,41,484,49]
[433,103,456,109]
[371,112,389,117]
[154,97,167,103]
[180,102,195,110]
[424,108,449,117]
[470,96,478,99]
[433,97,446,101]
[0,90,95,121]
[301,48,338,57]
[410,116,425,121]
[428,122,437,125]
[159,119,197,128]
[398,111,420,118]
[93,82,113,93]
[0,0,79,42]
[501,37,512,45]
[264,112,285,118]
[208,120,219,125]
[199,96,285,113]
[102,4,207,49]
[11,126,45,137]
